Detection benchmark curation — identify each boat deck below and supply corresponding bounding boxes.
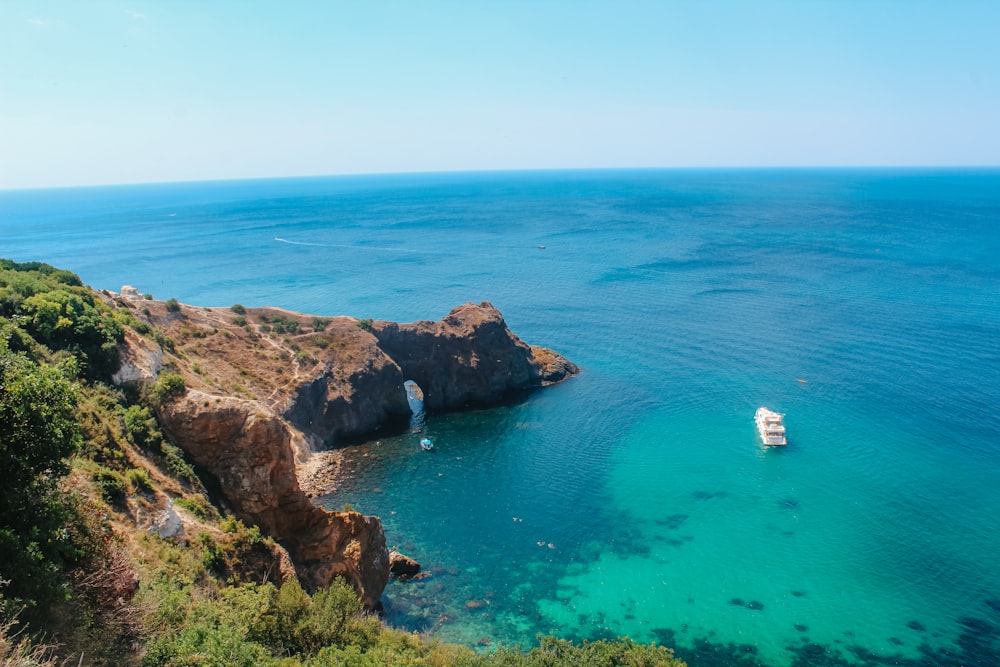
[755,407,787,446]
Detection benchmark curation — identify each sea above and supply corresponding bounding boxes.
[2,169,999,666]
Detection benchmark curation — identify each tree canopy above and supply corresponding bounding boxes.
[0,339,81,619]
[0,259,124,381]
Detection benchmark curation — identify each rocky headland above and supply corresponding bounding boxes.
[112,293,577,608]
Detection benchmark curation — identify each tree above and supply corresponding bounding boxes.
[0,341,82,622]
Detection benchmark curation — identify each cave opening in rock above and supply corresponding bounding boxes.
[403,380,425,432]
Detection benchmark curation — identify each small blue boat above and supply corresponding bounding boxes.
[420,437,434,451]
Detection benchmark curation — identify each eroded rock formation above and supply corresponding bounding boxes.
[118,297,577,609]
[156,391,389,608]
[388,550,421,579]
[282,331,411,446]
[372,301,578,411]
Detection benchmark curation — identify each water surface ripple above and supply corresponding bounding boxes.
[3,169,999,666]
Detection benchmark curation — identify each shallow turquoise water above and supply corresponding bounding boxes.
[3,169,999,665]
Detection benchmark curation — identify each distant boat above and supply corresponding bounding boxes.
[755,407,787,446]
[420,437,434,451]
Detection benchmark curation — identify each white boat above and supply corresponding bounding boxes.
[420,437,434,451]
[755,407,787,446]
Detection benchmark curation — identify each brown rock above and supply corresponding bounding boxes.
[372,301,579,411]
[388,550,421,578]
[282,331,411,445]
[121,298,577,612]
[157,392,389,608]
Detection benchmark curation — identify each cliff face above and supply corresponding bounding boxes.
[118,296,577,609]
[282,336,411,446]
[279,301,577,441]
[156,392,389,608]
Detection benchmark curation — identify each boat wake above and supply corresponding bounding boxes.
[274,236,449,254]
[274,236,328,247]
[273,236,544,256]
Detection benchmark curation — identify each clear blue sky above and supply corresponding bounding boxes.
[2,1,998,188]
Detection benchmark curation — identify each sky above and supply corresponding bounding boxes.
[1,0,999,189]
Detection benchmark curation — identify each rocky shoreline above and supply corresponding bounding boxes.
[111,293,577,608]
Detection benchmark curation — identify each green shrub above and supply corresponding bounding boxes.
[356,318,373,332]
[161,442,199,485]
[124,404,163,452]
[233,579,378,657]
[174,495,217,521]
[312,317,329,332]
[93,467,126,505]
[231,304,246,314]
[151,328,175,353]
[173,497,202,517]
[219,516,262,545]
[112,310,138,329]
[150,373,186,405]
[125,467,153,493]
[270,316,299,335]
[199,532,225,573]
[164,298,180,313]
[232,315,247,327]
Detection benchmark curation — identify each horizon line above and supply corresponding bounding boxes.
[3,164,999,193]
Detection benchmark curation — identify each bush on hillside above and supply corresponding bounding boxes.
[0,342,82,623]
[149,373,186,406]
[124,404,164,452]
[1,261,124,381]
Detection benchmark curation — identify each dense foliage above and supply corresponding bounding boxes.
[140,575,682,666]
[0,260,686,666]
[0,339,81,621]
[0,259,126,381]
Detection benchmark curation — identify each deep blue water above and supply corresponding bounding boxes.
[3,169,1000,666]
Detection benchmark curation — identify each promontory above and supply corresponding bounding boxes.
[112,293,578,608]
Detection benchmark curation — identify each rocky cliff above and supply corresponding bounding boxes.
[116,296,577,609]
[155,392,389,608]
[372,301,578,411]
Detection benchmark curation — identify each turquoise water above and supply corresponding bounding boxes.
[3,169,999,666]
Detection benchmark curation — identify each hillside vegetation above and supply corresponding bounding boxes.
[0,259,685,666]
